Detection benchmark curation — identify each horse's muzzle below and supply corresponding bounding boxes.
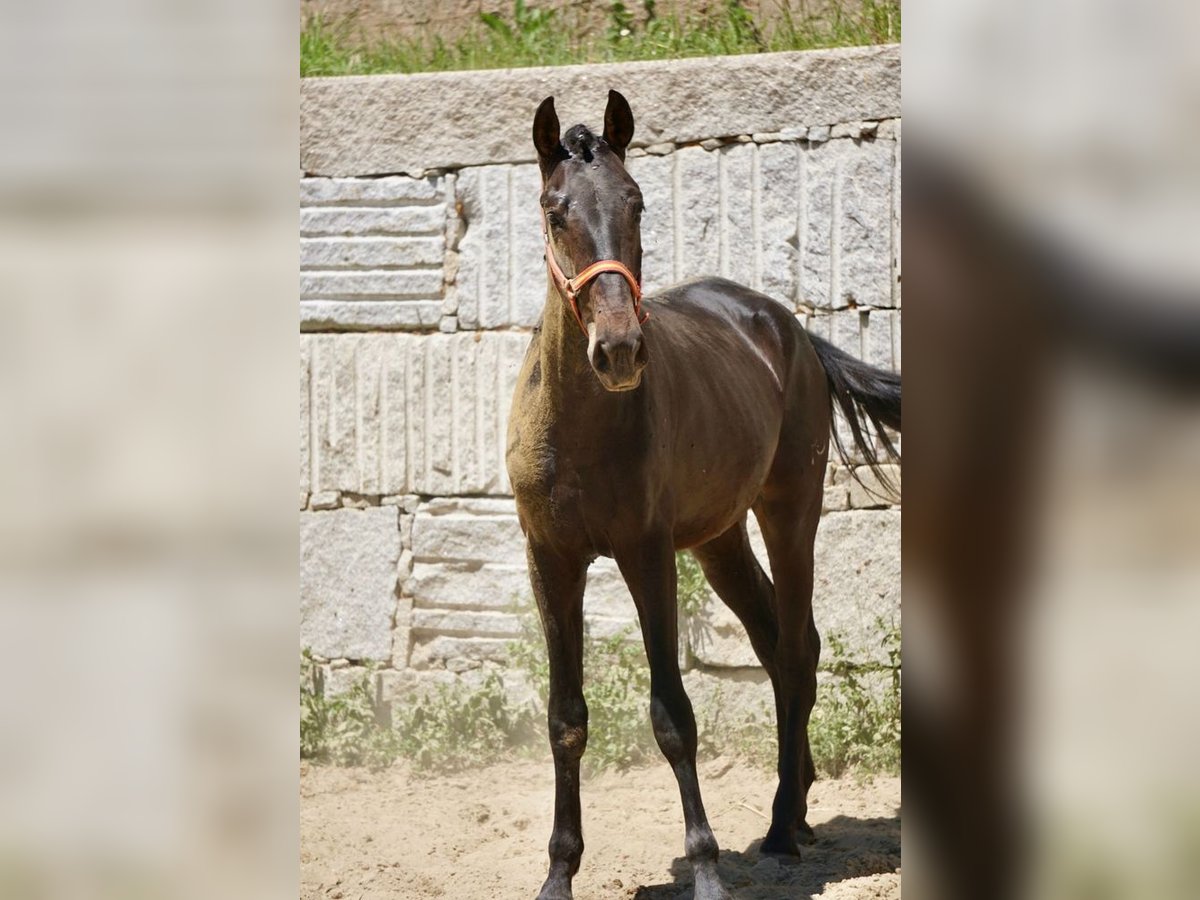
[589,329,647,391]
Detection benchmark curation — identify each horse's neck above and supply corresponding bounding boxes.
[536,284,620,424]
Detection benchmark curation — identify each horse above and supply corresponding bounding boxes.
[505,90,901,900]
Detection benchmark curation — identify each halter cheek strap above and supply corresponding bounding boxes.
[543,225,648,338]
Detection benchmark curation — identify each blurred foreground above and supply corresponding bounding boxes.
[0,3,299,899]
[905,1,1200,898]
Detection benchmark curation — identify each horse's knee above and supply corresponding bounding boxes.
[548,828,584,869]
[776,628,819,686]
[649,691,697,762]
[807,619,822,664]
[684,824,719,863]
[548,697,588,761]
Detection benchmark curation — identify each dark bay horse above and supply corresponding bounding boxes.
[505,91,901,900]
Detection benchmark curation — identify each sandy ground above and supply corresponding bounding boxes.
[301,756,900,899]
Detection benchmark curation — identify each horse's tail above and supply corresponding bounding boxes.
[809,333,901,495]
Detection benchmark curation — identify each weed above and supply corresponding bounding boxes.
[676,550,709,618]
[392,673,535,772]
[301,613,899,779]
[578,629,656,771]
[694,618,901,777]
[300,649,399,769]
[509,609,656,773]
[301,0,901,78]
[696,685,778,770]
[808,618,901,777]
[301,649,533,772]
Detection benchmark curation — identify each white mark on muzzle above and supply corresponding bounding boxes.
[587,321,599,361]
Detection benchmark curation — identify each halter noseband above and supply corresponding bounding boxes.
[542,217,648,338]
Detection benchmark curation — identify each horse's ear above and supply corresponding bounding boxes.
[533,96,565,178]
[602,89,634,161]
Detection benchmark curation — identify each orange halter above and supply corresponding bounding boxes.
[542,219,649,337]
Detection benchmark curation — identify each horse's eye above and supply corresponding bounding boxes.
[546,211,566,231]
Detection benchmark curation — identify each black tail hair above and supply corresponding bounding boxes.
[809,333,902,497]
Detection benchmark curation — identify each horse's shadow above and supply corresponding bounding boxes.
[630,814,901,899]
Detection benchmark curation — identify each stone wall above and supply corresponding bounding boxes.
[299,46,900,710]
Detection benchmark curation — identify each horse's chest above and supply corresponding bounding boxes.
[508,430,637,548]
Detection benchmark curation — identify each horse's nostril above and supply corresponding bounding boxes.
[633,338,648,368]
[594,343,612,373]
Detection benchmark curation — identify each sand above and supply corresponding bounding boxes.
[301,756,900,899]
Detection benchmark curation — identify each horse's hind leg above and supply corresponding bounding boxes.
[691,519,817,844]
[753,459,825,858]
[691,518,779,679]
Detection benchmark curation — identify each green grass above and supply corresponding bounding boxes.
[301,0,900,78]
[301,592,898,776]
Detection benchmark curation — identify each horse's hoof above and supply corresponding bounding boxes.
[760,824,803,859]
[692,867,733,900]
[535,877,573,900]
[797,819,817,845]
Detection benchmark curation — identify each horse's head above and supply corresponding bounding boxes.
[533,91,647,392]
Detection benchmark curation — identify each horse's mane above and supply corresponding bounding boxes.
[563,124,600,162]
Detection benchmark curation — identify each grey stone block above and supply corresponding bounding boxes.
[454,164,545,329]
[302,45,900,176]
[442,131,896,331]
[677,145,720,279]
[683,668,775,721]
[299,175,442,204]
[583,558,637,622]
[300,270,444,298]
[811,511,900,665]
[410,635,512,672]
[823,482,851,513]
[309,490,340,510]
[409,562,533,611]
[719,143,755,288]
[863,309,897,370]
[300,300,442,331]
[303,333,529,495]
[300,206,444,236]
[411,504,526,564]
[688,594,759,669]
[300,236,445,269]
[411,608,523,638]
[625,153,675,294]
[300,507,401,661]
[847,464,901,509]
[837,139,895,309]
[704,511,901,667]
[300,337,311,493]
[757,141,802,307]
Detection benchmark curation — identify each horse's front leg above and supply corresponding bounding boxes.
[526,540,590,900]
[616,534,732,900]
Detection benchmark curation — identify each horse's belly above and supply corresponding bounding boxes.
[670,446,774,549]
